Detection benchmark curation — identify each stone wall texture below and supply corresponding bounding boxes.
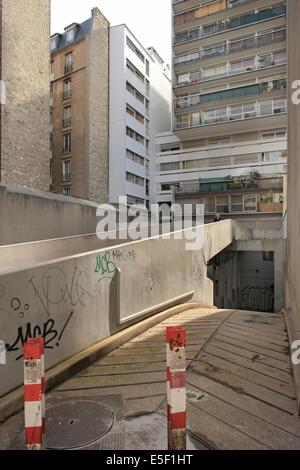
[0,0,50,191]
[87,10,109,203]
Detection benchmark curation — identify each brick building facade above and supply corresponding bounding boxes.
[51,8,109,203]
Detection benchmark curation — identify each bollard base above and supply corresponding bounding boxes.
[169,428,186,451]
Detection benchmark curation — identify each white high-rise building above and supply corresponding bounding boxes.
[109,25,172,207]
[156,0,287,230]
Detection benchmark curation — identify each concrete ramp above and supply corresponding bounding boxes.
[0,220,234,397]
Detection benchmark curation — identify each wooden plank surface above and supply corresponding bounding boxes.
[52,307,300,450]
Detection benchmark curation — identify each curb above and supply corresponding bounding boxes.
[283,307,300,416]
[0,302,210,424]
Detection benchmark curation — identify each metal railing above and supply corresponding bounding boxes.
[62,173,72,182]
[175,55,286,87]
[175,79,287,109]
[64,63,73,75]
[63,117,72,127]
[174,29,286,67]
[63,90,72,101]
[174,3,286,45]
[174,177,283,195]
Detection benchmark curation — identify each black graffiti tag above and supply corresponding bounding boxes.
[6,311,74,361]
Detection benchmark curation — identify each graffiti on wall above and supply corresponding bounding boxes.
[0,248,138,361]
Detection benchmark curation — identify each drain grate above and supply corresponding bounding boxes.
[46,400,114,450]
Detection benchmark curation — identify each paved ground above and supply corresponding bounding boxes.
[1,307,300,450]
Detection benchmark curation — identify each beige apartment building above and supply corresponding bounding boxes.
[50,8,109,202]
[156,0,287,230]
[0,0,50,191]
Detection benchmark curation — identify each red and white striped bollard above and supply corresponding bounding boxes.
[166,326,187,450]
[24,338,45,450]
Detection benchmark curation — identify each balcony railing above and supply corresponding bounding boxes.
[63,117,72,127]
[175,177,283,194]
[175,55,286,87]
[175,79,286,109]
[175,98,287,129]
[64,63,73,75]
[63,90,72,101]
[174,3,286,45]
[174,29,286,67]
[62,173,72,182]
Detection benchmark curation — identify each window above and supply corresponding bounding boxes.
[216,196,229,214]
[145,99,150,115]
[126,127,144,144]
[205,197,216,214]
[51,36,59,52]
[145,79,150,95]
[66,28,75,44]
[63,133,72,153]
[244,195,257,212]
[146,59,150,76]
[126,37,145,63]
[63,106,72,126]
[160,162,180,171]
[126,149,144,166]
[146,139,150,155]
[62,160,71,181]
[208,136,232,146]
[126,104,145,124]
[126,172,144,187]
[63,79,72,100]
[65,53,73,74]
[63,187,72,196]
[203,63,227,80]
[230,195,243,212]
[126,59,145,83]
[126,82,144,104]
[146,119,150,135]
[178,73,190,85]
[261,130,287,140]
[161,146,181,153]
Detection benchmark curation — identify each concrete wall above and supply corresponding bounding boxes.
[287,1,300,332]
[0,219,234,397]
[0,0,50,191]
[234,239,286,313]
[0,184,100,246]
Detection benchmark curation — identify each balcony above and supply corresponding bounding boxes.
[174,29,286,68]
[63,117,72,127]
[175,176,283,196]
[174,3,286,45]
[63,90,72,101]
[64,63,73,75]
[175,54,287,88]
[175,79,287,110]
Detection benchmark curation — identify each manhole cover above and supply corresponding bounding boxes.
[46,400,114,449]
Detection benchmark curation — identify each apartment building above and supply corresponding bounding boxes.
[109,25,172,207]
[0,0,50,191]
[50,8,109,202]
[156,0,287,229]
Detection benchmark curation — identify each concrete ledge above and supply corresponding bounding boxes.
[283,307,300,416]
[0,302,210,424]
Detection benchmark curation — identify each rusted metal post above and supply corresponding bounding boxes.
[166,326,186,450]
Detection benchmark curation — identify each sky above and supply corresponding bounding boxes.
[51,0,172,64]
